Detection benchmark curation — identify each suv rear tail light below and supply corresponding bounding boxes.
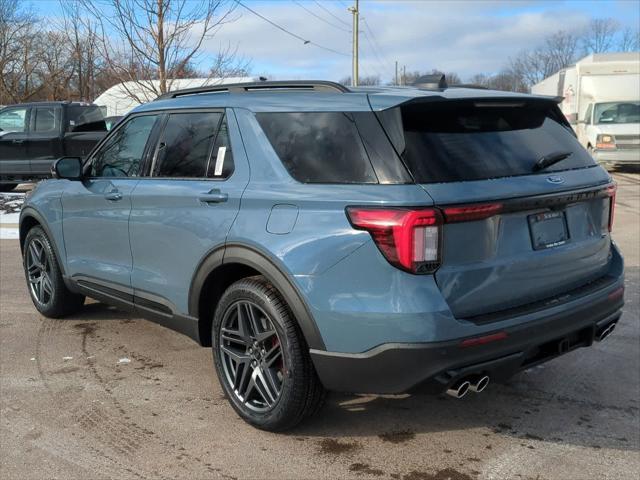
[606,184,616,232]
[346,207,442,274]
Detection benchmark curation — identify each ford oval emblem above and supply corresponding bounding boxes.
[547,175,565,185]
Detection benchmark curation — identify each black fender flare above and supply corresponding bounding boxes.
[19,206,67,276]
[188,243,326,351]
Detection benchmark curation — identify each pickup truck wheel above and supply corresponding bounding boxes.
[212,276,325,431]
[0,183,18,192]
[23,226,85,318]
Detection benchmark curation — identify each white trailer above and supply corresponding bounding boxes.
[532,53,639,167]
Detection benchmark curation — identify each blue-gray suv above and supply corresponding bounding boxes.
[19,80,625,431]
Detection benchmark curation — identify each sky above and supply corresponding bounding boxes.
[29,0,640,83]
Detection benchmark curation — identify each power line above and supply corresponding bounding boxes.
[236,1,350,57]
[313,0,351,28]
[292,0,351,34]
[362,18,394,73]
[361,23,393,80]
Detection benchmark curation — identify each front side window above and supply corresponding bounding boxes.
[33,107,59,133]
[152,111,234,179]
[91,115,158,177]
[0,107,28,133]
[583,104,593,125]
[256,112,378,184]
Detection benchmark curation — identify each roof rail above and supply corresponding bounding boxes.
[155,80,350,100]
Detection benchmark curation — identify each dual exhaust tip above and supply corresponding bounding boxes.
[446,375,490,399]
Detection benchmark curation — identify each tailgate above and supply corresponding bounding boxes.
[425,170,614,318]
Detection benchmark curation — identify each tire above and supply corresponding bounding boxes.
[0,183,18,192]
[23,226,85,318]
[212,276,325,431]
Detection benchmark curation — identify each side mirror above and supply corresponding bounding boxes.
[52,157,83,180]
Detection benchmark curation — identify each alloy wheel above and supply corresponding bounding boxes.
[219,300,285,412]
[26,238,54,305]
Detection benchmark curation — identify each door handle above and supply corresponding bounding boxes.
[105,191,123,201]
[12,139,24,144]
[199,189,228,204]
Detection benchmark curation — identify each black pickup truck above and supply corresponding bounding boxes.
[0,102,108,191]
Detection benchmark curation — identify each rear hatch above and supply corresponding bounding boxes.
[376,97,615,319]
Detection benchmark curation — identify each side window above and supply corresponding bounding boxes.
[33,107,59,133]
[91,115,158,177]
[152,111,234,179]
[584,104,592,125]
[256,112,377,184]
[0,107,28,133]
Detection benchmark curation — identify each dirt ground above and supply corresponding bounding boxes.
[1,172,639,480]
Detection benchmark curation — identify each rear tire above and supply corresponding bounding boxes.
[212,276,325,431]
[0,183,18,192]
[23,226,85,318]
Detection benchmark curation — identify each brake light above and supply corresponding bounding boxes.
[606,184,616,232]
[346,207,442,274]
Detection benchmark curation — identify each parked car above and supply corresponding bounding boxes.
[19,80,624,431]
[0,101,107,191]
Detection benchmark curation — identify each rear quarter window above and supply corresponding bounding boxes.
[378,100,596,183]
[256,112,378,184]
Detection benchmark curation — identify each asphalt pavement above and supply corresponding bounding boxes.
[1,172,638,480]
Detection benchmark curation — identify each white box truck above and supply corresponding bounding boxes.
[532,52,639,167]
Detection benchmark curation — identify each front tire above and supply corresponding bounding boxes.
[23,226,85,318]
[212,276,325,431]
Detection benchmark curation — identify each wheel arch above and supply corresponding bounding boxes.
[19,208,66,275]
[189,243,326,351]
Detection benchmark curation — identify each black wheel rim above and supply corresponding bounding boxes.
[219,300,285,412]
[26,238,53,305]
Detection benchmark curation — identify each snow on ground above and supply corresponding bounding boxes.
[0,192,25,239]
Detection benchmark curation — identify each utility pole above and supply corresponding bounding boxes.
[395,61,398,86]
[402,65,406,86]
[348,0,359,87]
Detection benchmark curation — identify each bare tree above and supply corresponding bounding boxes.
[619,27,640,52]
[0,0,39,103]
[581,18,620,54]
[80,0,244,103]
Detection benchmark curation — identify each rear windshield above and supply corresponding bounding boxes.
[378,100,596,183]
[256,112,410,184]
[67,105,107,132]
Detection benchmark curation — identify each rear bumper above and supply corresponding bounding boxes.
[311,277,624,394]
[594,149,640,165]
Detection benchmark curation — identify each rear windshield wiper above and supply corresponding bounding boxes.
[533,151,573,172]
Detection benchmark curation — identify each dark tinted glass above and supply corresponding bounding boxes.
[33,107,58,133]
[91,115,158,177]
[256,112,377,184]
[67,105,107,132]
[154,112,222,178]
[378,101,596,183]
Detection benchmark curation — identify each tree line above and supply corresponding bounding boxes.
[1,0,639,106]
[0,0,249,105]
[342,18,639,91]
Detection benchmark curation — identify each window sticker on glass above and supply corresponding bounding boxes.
[214,146,226,176]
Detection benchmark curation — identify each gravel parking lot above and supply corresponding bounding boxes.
[1,173,638,480]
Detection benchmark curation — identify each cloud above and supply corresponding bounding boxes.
[200,1,637,82]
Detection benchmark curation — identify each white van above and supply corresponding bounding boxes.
[533,53,639,167]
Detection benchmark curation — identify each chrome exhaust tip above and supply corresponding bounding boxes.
[469,375,490,393]
[598,322,616,341]
[446,380,471,399]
